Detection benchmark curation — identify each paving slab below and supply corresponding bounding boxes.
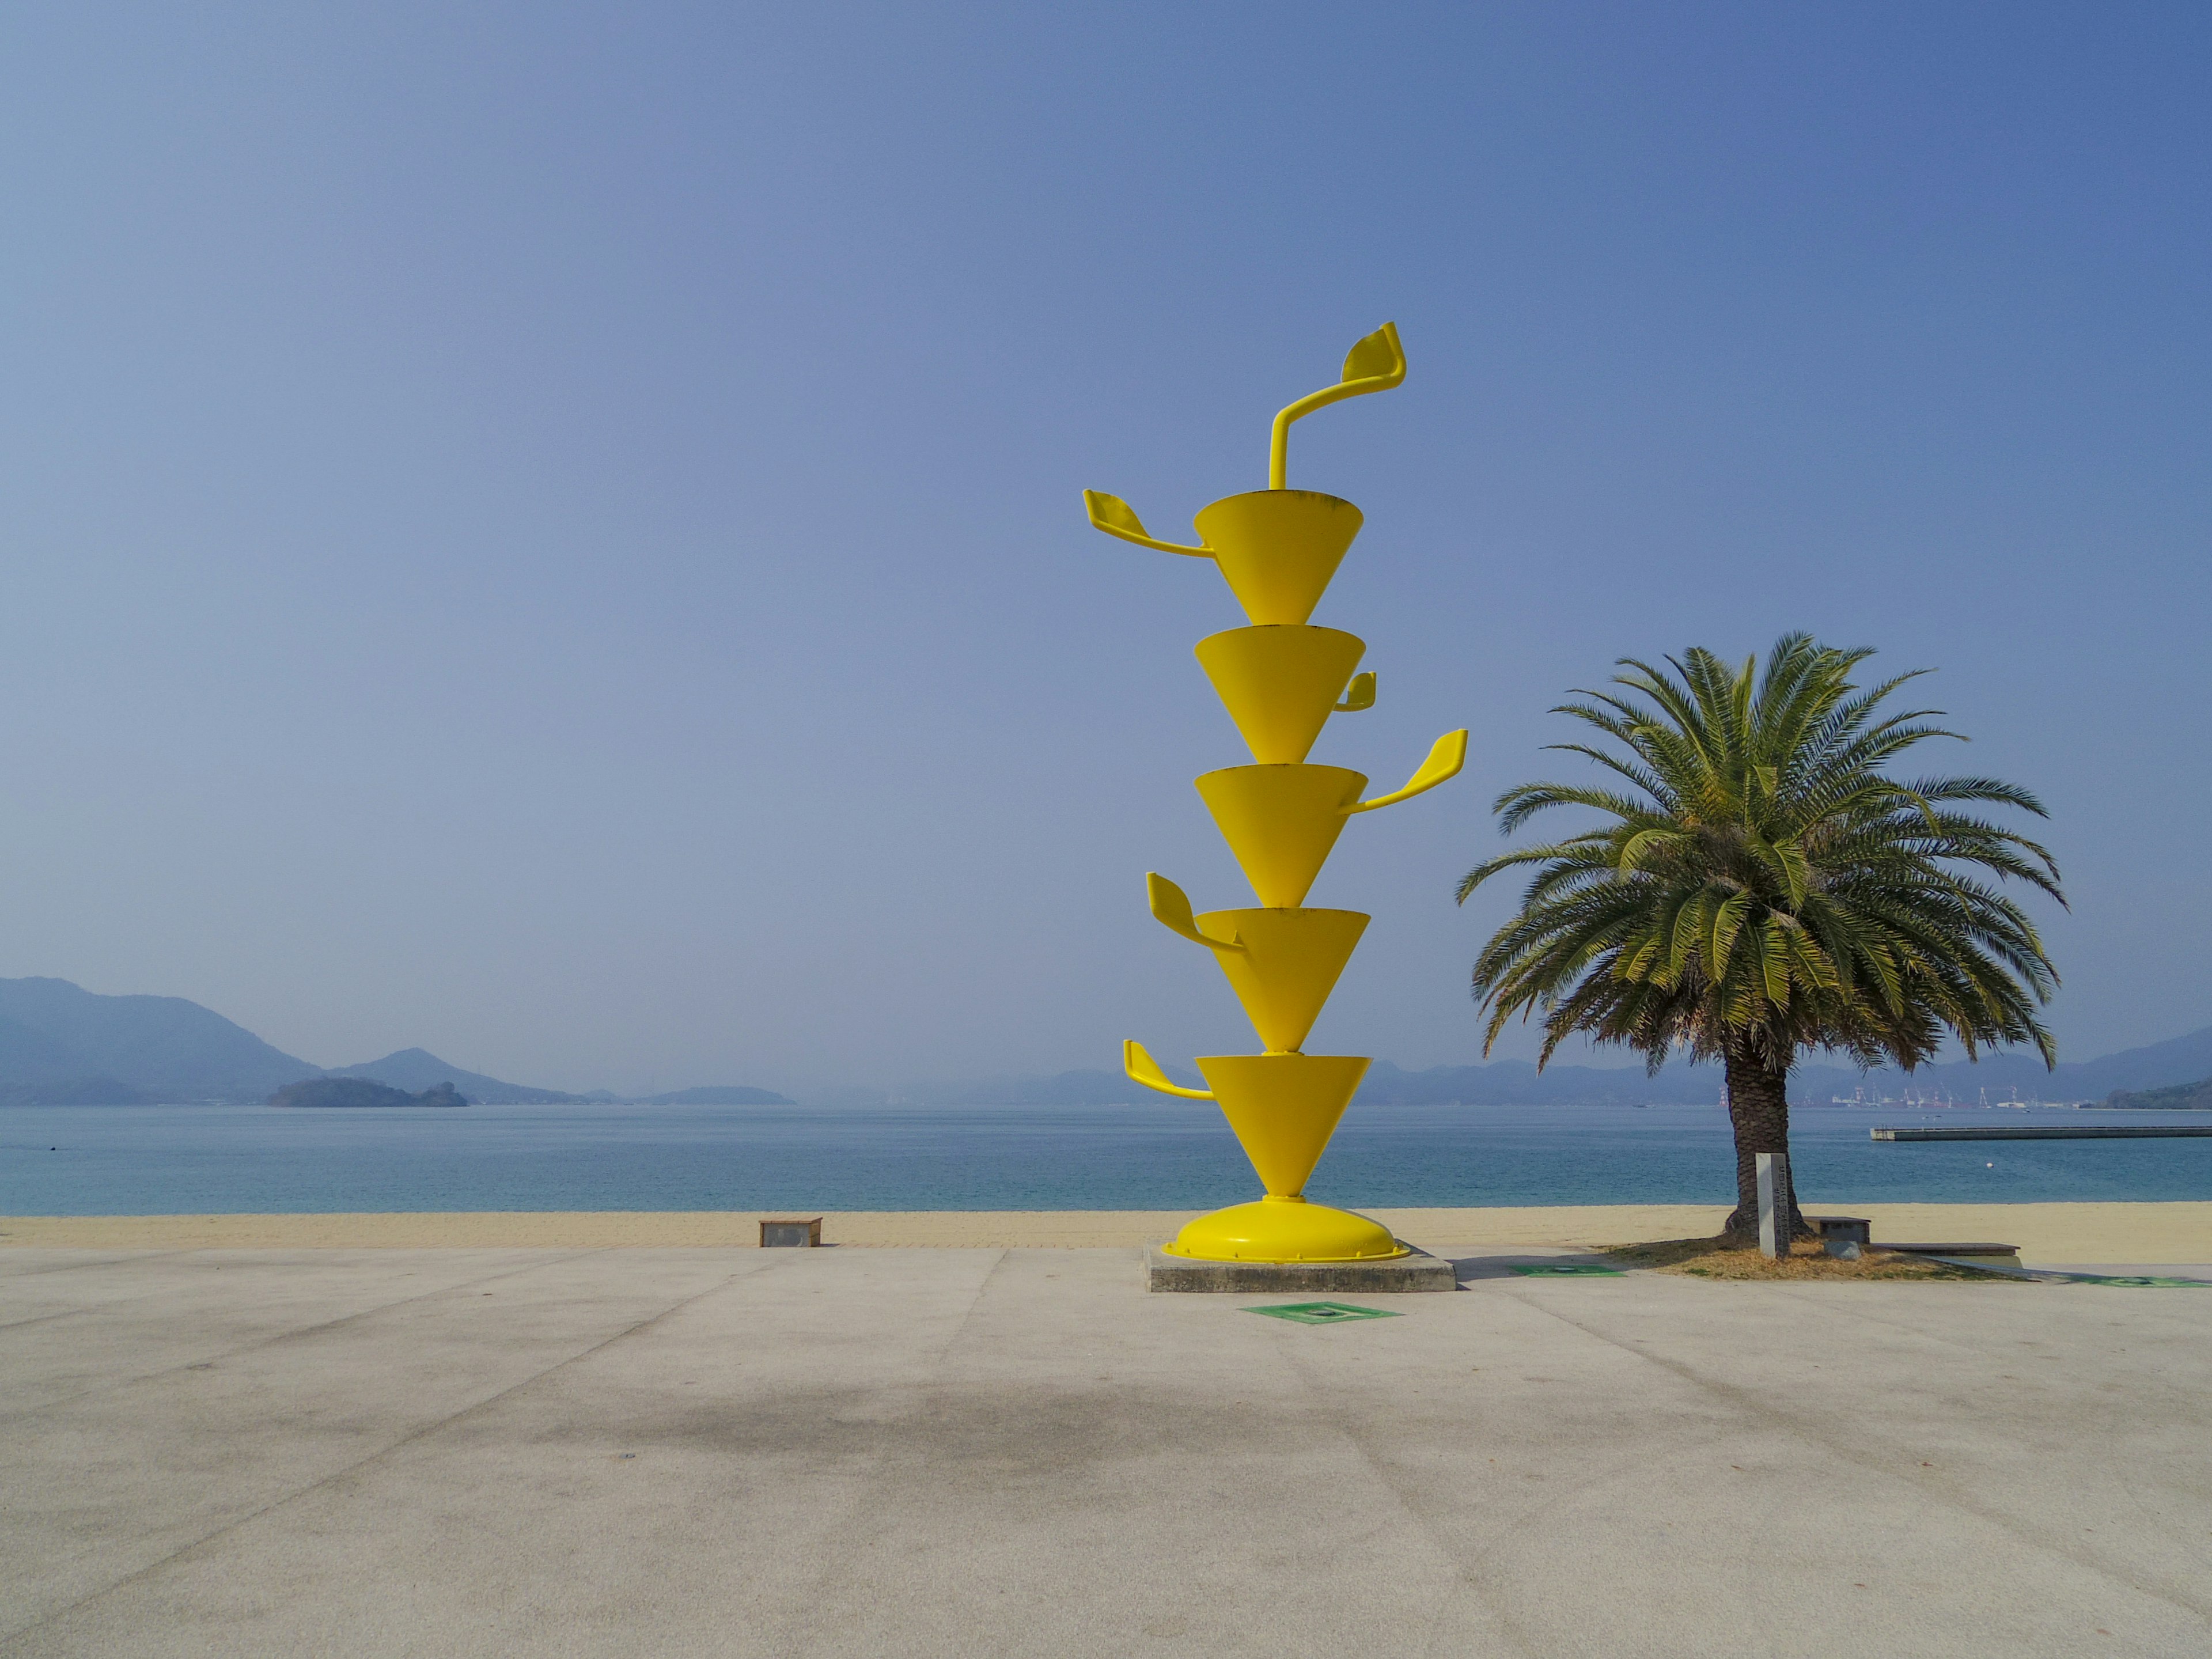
[2,1245,2208,1657]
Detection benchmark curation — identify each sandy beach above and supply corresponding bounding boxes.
[5,1200,2209,1262]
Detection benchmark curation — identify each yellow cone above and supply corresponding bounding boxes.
[1194,763,1363,907]
[1191,491,1363,625]
[1194,1052,1370,1197]
[1197,907,1367,1052]
[1195,625,1366,764]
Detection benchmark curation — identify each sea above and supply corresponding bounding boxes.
[5,1099,2210,1216]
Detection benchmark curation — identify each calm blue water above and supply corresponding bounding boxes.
[5,1100,2210,1215]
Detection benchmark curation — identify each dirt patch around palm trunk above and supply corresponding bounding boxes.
[1603,1236,2022,1281]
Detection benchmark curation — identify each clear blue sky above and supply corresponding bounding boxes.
[3,3,2206,1094]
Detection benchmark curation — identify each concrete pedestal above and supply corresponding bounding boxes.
[1144,1242,1456,1293]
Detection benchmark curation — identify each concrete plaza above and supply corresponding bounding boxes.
[2,1242,2207,1657]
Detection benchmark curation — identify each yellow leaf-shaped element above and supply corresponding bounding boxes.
[1341,321,1407,387]
[1334,671,1377,712]
[1269,321,1408,488]
[1085,490,1149,540]
[1123,1039,1214,1100]
[1146,873,1243,952]
[1345,729,1467,814]
[1083,490,1212,558]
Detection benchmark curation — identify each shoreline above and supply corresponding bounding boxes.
[5,1200,2209,1262]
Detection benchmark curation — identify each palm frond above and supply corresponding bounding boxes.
[1460,635,2065,1080]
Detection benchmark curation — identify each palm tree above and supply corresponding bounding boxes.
[1457,634,2063,1240]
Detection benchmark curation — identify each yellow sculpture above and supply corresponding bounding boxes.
[1088,322,1468,1263]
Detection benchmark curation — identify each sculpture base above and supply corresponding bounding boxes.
[1145,1243,1455,1294]
[1160,1197,1406,1264]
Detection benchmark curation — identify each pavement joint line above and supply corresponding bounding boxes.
[1498,1282,2212,1623]
[1324,1301,1769,1659]
[0,1265,749,1649]
[734,1247,1021,1641]
[1759,1286,2011,1355]
[0,1248,203,1278]
[0,1248,612,1428]
[923,1246,1012,1369]
[0,1308,88,1335]
[1263,1300,1546,1659]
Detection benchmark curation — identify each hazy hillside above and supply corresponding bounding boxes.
[903,1025,2212,1109]
[0,986,591,1105]
[0,980,793,1106]
[2104,1076,2212,1111]
[1791,1025,2212,1103]
[324,1049,579,1105]
[2051,1027,2212,1094]
[0,978,317,1101]
[642,1086,796,1105]
[0,1074,155,1106]
[0,1011,123,1086]
[1,974,2204,1112]
[925,1069,1161,1107]
[1356,1028,2212,1107]
[1356,1057,1717,1105]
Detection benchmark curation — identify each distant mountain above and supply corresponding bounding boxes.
[2102,1075,2212,1111]
[642,1085,794,1105]
[0,984,597,1105]
[1350,1025,2212,1106]
[272,1078,466,1109]
[933,1069,1158,1107]
[2048,1027,2212,1096]
[324,1049,579,1105]
[0,978,317,1101]
[830,1029,2212,1109]
[1791,1024,2212,1104]
[0,1075,157,1106]
[1355,1056,1715,1105]
[2,973,2205,1113]
[0,1010,112,1085]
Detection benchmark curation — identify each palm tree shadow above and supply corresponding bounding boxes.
[1447,1251,1623,1283]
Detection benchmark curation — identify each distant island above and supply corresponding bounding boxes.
[315,1047,794,1106]
[270,1079,466,1109]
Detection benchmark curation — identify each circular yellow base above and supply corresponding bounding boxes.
[1161,1196,1406,1263]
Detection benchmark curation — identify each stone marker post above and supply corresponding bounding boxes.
[1756,1152,1790,1259]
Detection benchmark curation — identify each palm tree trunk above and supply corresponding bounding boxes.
[1721,1046,1812,1242]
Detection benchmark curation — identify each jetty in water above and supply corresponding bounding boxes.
[1873,1124,2212,1141]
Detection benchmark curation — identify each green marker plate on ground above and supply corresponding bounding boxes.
[1508,1263,1624,1277]
[2055,1273,2212,1287]
[1244,1301,1402,1325]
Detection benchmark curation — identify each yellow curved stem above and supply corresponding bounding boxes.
[1345,729,1467,815]
[1146,873,1244,953]
[1267,321,1406,490]
[1083,490,1213,558]
[1124,1039,1214,1100]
